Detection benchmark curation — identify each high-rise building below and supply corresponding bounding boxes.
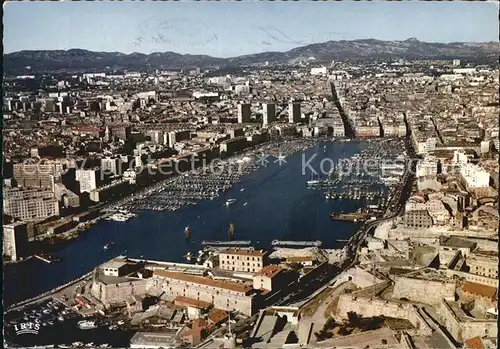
[288,103,301,124]
[101,157,121,176]
[237,103,251,124]
[3,222,30,261]
[262,103,276,126]
[75,168,101,193]
[104,125,111,142]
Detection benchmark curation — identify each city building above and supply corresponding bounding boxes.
[460,282,497,307]
[262,103,276,126]
[153,270,256,316]
[253,266,282,291]
[403,209,434,228]
[218,248,268,273]
[219,136,248,156]
[101,157,122,175]
[310,67,327,76]
[237,103,251,124]
[460,163,491,189]
[3,222,30,261]
[3,188,59,222]
[168,130,191,148]
[416,156,438,177]
[13,160,64,189]
[288,103,301,124]
[467,251,498,279]
[75,168,101,193]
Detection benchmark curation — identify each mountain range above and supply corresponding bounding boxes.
[4,38,499,74]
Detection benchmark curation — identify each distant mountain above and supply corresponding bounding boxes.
[4,38,499,74]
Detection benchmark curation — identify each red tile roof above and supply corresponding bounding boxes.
[174,296,212,310]
[192,318,208,330]
[208,309,228,325]
[153,270,252,293]
[462,282,497,300]
[255,265,282,278]
[464,336,485,349]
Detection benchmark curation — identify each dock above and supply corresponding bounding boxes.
[201,240,252,246]
[34,254,61,264]
[330,212,371,222]
[271,240,322,247]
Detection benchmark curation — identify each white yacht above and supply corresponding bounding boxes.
[107,211,136,222]
[77,320,98,330]
[225,198,237,206]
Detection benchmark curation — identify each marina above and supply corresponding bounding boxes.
[4,297,132,348]
[4,139,398,307]
[114,157,260,213]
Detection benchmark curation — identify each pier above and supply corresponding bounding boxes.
[271,240,322,247]
[34,254,61,264]
[330,212,372,222]
[201,240,252,246]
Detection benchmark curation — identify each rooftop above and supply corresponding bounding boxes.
[439,236,477,249]
[130,331,179,347]
[255,265,283,278]
[462,282,497,300]
[174,296,212,310]
[100,260,128,270]
[153,269,252,294]
[219,248,267,257]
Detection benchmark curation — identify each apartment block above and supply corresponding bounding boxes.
[3,188,59,221]
[218,248,268,273]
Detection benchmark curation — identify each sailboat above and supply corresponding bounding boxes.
[228,222,235,241]
[185,225,191,240]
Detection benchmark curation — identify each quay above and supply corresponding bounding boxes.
[6,271,93,313]
[271,240,322,247]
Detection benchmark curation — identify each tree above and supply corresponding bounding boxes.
[289,262,302,271]
[347,311,361,327]
[324,317,337,331]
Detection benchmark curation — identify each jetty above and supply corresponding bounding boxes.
[330,212,372,222]
[271,240,322,247]
[201,240,252,246]
[34,254,61,264]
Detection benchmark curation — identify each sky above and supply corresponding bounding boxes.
[4,1,499,57]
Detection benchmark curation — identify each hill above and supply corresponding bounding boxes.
[4,38,499,74]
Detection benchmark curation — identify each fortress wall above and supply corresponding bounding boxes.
[392,276,456,305]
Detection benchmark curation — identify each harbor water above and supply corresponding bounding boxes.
[4,141,371,307]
